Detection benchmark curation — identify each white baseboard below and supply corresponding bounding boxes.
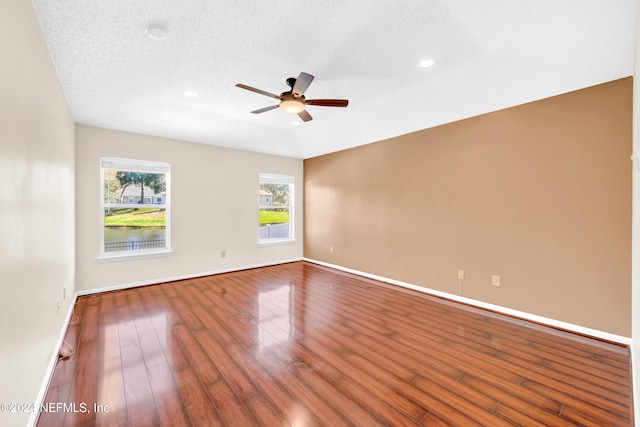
[28,293,79,427]
[304,258,632,346]
[76,257,304,297]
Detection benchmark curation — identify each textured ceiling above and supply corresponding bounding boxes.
[32,0,636,159]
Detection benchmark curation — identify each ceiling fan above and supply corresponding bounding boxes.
[236,72,348,122]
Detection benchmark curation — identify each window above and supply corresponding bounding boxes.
[259,173,294,243]
[100,157,171,259]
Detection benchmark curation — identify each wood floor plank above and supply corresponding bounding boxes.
[288,359,386,426]
[290,340,419,427]
[224,342,321,427]
[172,323,221,385]
[252,349,353,427]
[62,338,99,427]
[36,382,70,427]
[241,393,292,427]
[193,329,257,400]
[299,332,429,423]
[172,365,224,427]
[37,261,633,426]
[459,374,570,425]
[147,362,192,427]
[120,327,160,427]
[205,379,258,427]
[95,356,128,427]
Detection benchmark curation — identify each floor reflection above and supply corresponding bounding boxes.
[258,284,293,347]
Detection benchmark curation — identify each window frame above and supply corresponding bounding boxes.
[99,157,172,261]
[258,173,295,245]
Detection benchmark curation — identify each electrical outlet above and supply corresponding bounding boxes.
[63,287,66,300]
[221,250,226,258]
[492,275,501,287]
[330,246,334,254]
[457,270,465,280]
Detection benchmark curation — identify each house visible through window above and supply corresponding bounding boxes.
[100,157,171,258]
[259,173,294,243]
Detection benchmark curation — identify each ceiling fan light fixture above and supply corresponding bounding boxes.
[279,98,305,114]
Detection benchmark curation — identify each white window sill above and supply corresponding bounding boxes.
[98,248,173,262]
[259,239,296,247]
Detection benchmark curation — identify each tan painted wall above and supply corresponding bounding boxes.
[76,125,303,292]
[0,1,75,426]
[305,78,632,336]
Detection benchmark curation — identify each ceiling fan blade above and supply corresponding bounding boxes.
[292,72,314,98]
[236,84,281,100]
[251,105,279,114]
[298,110,313,122]
[305,99,349,107]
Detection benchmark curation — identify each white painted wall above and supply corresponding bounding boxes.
[75,125,303,291]
[0,1,75,426]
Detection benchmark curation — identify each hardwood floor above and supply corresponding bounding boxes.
[37,261,633,426]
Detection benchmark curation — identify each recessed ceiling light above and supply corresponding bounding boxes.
[419,58,436,68]
[290,121,300,126]
[146,25,168,40]
[183,90,199,98]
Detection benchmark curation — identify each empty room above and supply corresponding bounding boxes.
[2,0,639,426]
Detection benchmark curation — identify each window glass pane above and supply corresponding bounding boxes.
[103,169,120,204]
[101,157,170,256]
[104,170,166,205]
[259,177,293,241]
[259,183,290,207]
[104,208,166,252]
[259,207,291,240]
